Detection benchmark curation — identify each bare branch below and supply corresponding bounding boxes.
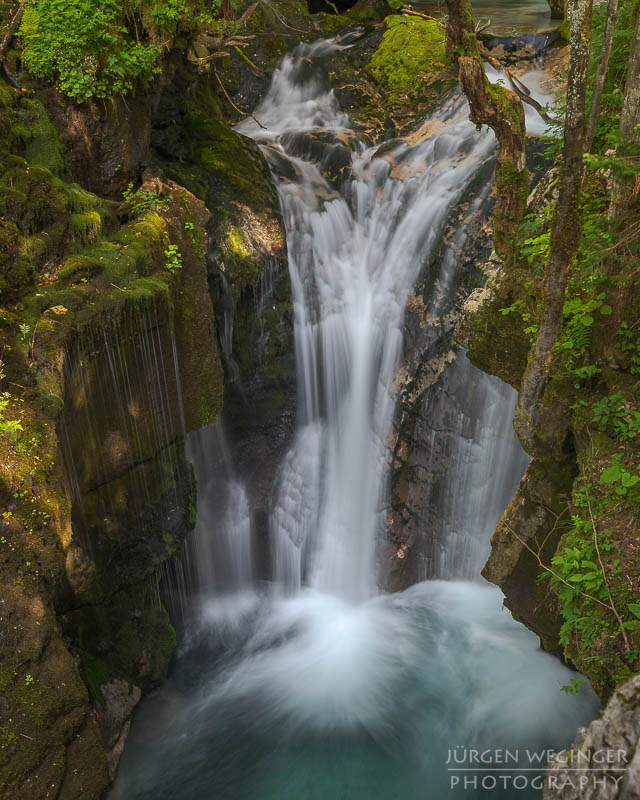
[0,1,25,61]
[506,70,559,124]
[213,65,267,130]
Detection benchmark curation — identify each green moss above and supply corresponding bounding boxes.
[73,585,177,691]
[345,0,390,23]
[368,16,448,107]
[58,254,104,283]
[16,99,65,176]
[11,679,54,729]
[557,18,570,41]
[70,211,102,244]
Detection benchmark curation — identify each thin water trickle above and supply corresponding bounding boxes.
[113,40,598,799]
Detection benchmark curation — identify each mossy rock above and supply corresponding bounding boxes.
[367,16,449,108]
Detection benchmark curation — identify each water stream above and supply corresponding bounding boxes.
[112,40,598,799]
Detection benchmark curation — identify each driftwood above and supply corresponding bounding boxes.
[506,70,558,124]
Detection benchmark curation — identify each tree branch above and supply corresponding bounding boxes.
[0,2,25,61]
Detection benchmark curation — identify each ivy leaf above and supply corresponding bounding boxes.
[621,472,639,488]
[600,305,613,315]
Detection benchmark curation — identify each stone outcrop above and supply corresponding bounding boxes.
[544,675,640,799]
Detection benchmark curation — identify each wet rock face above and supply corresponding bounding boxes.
[382,160,500,590]
[151,62,296,546]
[483,32,562,64]
[307,0,357,12]
[44,86,163,200]
[279,128,359,186]
[544,675,640,800]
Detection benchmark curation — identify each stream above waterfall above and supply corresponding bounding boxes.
[112,36,599,800]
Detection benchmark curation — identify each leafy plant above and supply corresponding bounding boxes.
[616,323,640,375]
[561,677,586,696]
[122,183,171,216]
[21,0,161,103]
[517,209,552,273]
[0,360,22,443]
[600,457,640,500]
[164,244,182,273]
[593,392,640,439]
[560,293,611,357]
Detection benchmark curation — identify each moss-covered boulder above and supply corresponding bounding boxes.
[365,15,455,132]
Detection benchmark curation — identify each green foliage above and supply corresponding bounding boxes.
[517,209,551,273]
[586,0,638,154]
[593,392,640,440]
[18,0,243,102]
[0,360,22,442]
[561,677,586,696]
[542,461,639,689]
[560,292,611,356]
[547,517,612,648]
[617,323,640,374]
[600,456,640,500]
[149,0,190,25]
[164,243,182,273]
[122,183,172,217]
[21,0,161,103]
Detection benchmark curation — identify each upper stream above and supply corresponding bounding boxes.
[112,37,599,800]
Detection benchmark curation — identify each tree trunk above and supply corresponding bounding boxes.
[513,0,593,454]
[609,6,640,221]
[548,0,566,19]
[598,7,640,365]
[583,0,620,156]
[445,0,480,60]
[445,0,528,259]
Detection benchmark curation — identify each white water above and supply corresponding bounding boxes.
[243,43,500,602]
[113,41,598,799]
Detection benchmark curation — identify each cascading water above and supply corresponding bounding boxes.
[112,39,599,800]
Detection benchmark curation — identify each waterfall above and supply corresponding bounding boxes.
[241,41,499,601]
[113,39,599,800]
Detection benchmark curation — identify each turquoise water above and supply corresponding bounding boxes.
[418,0,554,34]
[112,584,599,799]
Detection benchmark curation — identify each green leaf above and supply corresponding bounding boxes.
[568,574,585,582]
[601,464,622,484]
[600,305,613,315]
[628,603,640,619]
